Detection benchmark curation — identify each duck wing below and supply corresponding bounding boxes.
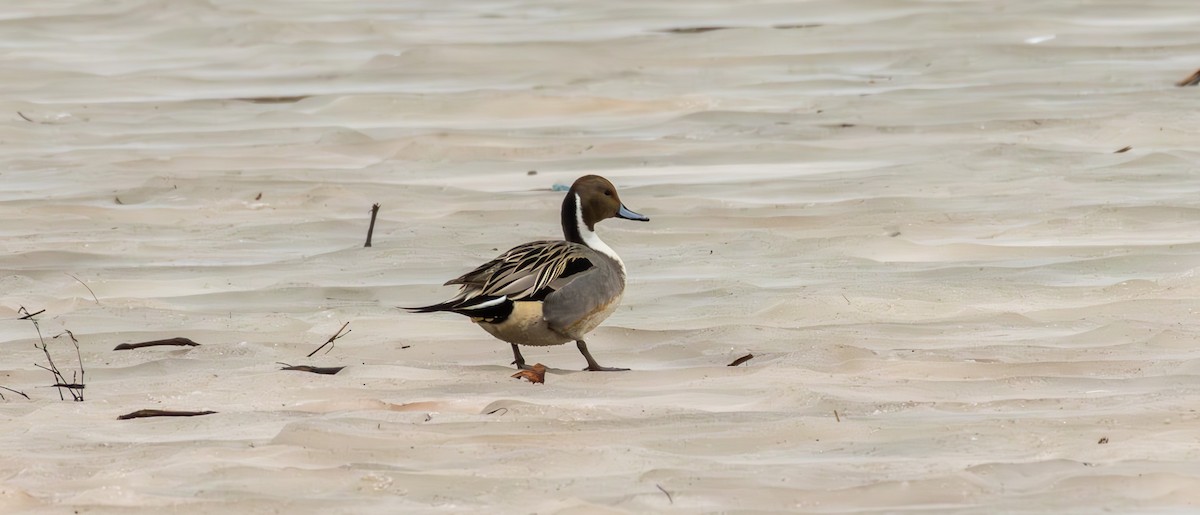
[408,241,594,317]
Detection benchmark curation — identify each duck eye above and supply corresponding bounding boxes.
[604,190,612,197]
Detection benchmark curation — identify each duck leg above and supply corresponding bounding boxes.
[510,344,534,370]
[576,340,629,372]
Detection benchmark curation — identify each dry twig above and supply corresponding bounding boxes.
[118,409,216,420]
[65,273,99,303]
[113,337,200,350]
[656,484,674,504]
[278,363,345,375]
[20,307,85,401]
[364,203,381,247]
[306,322,350,358]
[0,386,29,401]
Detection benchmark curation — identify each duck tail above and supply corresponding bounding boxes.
[404,295,513,319]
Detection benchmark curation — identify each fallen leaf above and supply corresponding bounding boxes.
[113,337,200,350]
[511,363,547,384]
[728,353,754,367]
[119,409,216,420]
[1177,69,1200,87]
[280,364,345,375]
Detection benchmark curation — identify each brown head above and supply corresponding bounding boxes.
[561,175,648,244]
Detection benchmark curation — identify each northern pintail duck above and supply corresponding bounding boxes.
[408,175,649,371]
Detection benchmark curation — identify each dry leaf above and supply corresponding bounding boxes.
[119,409,216,420]
[728,353,754,367]
[1177,69,1200,87]
[511,363,547,384]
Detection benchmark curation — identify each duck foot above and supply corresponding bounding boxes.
[510,343,535,370]
[576,340,629,372]
[583,364,630,372]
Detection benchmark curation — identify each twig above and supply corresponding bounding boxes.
[21,307,64,400]
[0,386,29,400]
[232,95,310,104]
[834,410,841,422]
[277,363,345,375]
[118,409,217,420]
[20,307,85,401]
[16,111,33,122]
[54,330,84,401]
[656,484,674,504]
[18,308,45,320]
[113,337,200,350]
[660,26,730,34]
[364,203,381,247]
[727,353,754,367]
[306,322,350,358]
[66,274,99,303]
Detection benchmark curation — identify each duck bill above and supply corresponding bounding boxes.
[616,204,649,222]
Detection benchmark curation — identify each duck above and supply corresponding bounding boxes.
[407,175,649,371]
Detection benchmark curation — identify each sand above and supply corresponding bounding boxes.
[2,0,1200,513]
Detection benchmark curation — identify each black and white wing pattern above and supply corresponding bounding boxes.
[407,240,594,320]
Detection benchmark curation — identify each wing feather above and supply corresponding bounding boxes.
[449,241,593,302]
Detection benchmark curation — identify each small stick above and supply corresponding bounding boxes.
[727,353,754,367]
[54,330,84,402]
[65,274,99,303]
[278,363,345,375]
[307,322,350,358]
[18,308,45,320]
[232,95,310,104]
[1113,146,1132,153]
[661,26,730,34]
[364,203,381,247]
[21,307,66,400]
[113,337,200,351]
[656,484,674,504]
[118,409,217,420]
[17,111,33,122]
[834,410,841,422]
[0,386,29,400]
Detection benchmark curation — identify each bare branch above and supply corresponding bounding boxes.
[306,322,350,358]
[65,274,99,304]
[113,337,200,350]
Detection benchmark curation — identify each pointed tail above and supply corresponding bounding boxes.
[404,295,513,320]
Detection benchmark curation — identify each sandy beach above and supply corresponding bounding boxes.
[3,0,1200,512]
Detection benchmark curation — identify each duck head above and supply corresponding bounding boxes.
[561,175,648,245]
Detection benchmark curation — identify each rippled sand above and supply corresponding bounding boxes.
[3,0,1200,513]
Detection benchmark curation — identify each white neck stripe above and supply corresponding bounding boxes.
[574,193,625,274]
